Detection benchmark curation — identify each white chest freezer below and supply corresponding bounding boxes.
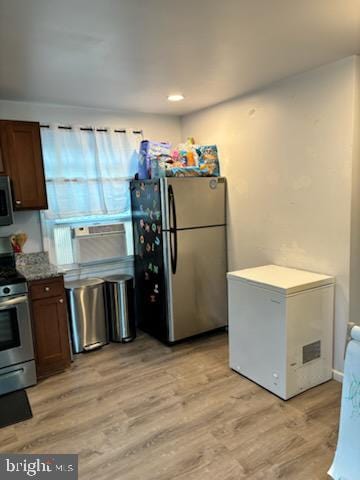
[227,265,335,400]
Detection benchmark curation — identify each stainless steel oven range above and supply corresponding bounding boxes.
[0,238,36,396]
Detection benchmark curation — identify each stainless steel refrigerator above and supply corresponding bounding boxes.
[130,177,227,343]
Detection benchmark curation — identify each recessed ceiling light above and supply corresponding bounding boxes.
[167,94,184,102]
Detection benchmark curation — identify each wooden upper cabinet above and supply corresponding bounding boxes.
[0,120,48,210]
[0,122,8,175]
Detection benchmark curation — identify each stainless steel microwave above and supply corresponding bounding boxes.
[0,176,14,226]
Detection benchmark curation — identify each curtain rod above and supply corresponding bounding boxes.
[40,124,143,135]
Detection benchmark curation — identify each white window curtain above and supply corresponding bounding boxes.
[40,125,141,219]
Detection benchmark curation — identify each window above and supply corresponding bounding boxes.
[40,125,141,267]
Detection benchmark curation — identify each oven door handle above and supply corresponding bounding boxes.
[0,295,28,309]
[0,367,24,379]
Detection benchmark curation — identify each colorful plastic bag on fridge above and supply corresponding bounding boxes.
[150,155,171,178]
[138,140,171,179]
[166,166,202,177]
[197,145,220,176]
[177,141,199,167]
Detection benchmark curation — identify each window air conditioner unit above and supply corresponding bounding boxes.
[72,224,127,264]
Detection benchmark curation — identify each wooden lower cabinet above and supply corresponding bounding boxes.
[30,276,71,379]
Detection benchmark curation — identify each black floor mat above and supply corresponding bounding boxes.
[0,390,33,429]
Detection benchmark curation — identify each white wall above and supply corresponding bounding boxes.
[0,211,42,253]
[182,56,359,374]
[0,100,181,143]
[350,57,360,328]
[1,58,358,375]
[0,100,182,252]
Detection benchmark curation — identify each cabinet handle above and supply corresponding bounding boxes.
[15,200,21,205]
[59,298,64,303]
[44,286,50,292]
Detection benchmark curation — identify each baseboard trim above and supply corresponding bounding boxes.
[333,369,344,383]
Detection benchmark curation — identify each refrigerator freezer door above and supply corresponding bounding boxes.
[161,177,226,230]
[163,225,227,341]
[130,180,168,342]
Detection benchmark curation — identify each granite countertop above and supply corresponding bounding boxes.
[16,252,64,281]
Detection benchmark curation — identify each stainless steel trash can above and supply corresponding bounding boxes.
[65,278,108,353]
[104,275,136,343]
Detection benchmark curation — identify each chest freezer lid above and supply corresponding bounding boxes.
[227,264,334,295]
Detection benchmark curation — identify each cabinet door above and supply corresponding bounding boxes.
[5,121,48,210]
[0,121,7,174]
[32,295,71,379]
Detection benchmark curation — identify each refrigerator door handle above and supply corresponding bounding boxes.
[168,185,178,274]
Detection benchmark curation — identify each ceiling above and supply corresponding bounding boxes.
[0,0,359,115]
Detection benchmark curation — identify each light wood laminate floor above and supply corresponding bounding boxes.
[0,332,341,480]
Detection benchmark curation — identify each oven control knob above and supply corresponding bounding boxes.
[3,287,10,294]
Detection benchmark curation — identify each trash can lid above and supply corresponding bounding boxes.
[65,278,104,290]
[104,274,133,283]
